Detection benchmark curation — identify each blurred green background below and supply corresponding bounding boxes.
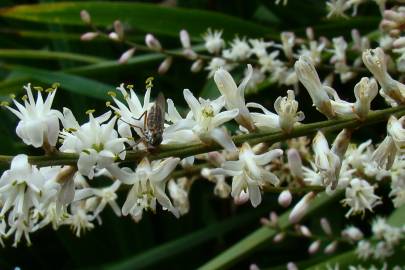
[0,0,388,269]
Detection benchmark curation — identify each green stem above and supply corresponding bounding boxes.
[0,105,403,167]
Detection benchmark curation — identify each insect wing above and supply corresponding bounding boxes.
[154,92,166,131]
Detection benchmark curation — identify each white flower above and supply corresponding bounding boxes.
[326,0,350,18]
[205,57,232,78]
[214,64,256,131]
[246,102,280,131]
[345,140,373,172]
[353,77,378,119]
[203,28,224,54]
[106,157,180,218]
[168,178,190,215]
[201,168,231,198]
[373,241,393,260]
[249,39,272,58]
[294,56,335,118]
[274,90,305,133]
[223,37,251,61]
[342,178,381,217]
[59,110,127,179]
[80,181,122,219]
[4,83,61,148]
[313,131,342,191]
[108,83,152,142]
[164,89,238,151]
[342,226,364,242]
[280,32,295,59]
[356,240,373,260]
[0,155,62,246]
[289,192,316,223]
[370,135,397,170]
[298,40,326,65]
[211,143,282,207]
[362,48,405,105]
[64,201,94,237]
[387,116,405,152]
[258,51,284,75]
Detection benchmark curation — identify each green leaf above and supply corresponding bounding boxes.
[0,2,278,40]
[0,49,106,64]
[198,191,343,270]
[4,65,114,99]
[104,208,266,270]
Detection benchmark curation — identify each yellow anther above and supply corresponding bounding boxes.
[33,86,43,92]
[86,109,96,115]
[107,91,116,97]
[21,95,28,101]
[9,94,15,99]
[0,101,10,107]
[145,77,154,89]
[52,82,60,89]
[127,84,134,89]
[114,111,121,117]
[106,101,111,107]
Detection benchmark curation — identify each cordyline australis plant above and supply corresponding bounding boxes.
[0,2,404,269]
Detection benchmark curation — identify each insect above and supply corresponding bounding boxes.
[132,92,166,150]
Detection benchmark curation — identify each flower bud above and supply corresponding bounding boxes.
[308,240,321,254]
[324,241,338,254]
[294,56,335,118]
[299,225,312,237]
[180,29,191,49]
[362,48,405,105]
[274,90,304,133]
[158,57,173,75]
[273,232,285,243]
[234,190,249,205]
[118,48,136,64]
[341,226,363,242]
[387,115,405,152]
[306,27,314,40]
[331,129,351,160]
[114,20,124,40]
[263,212,276,228]
[249,264,260,270]
[145,34,162,51]
[289,192,315,224]
[80,32,98,41]
[278,190,292,208]
[260,217,271,226]
[191,59,204,73]
[281,32,295,59]
[320,217,332,235]
[287,262,298,270]
[371,135,397,170]
[80,10,91,24]
[108,32,120,41]
[287,148,303,179]
[353,77,378,120]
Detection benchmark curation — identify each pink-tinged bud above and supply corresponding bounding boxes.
[80,10,91,24]
[278,190,292,208]
[260,217,271,226]
[331,129,351,159]
[145,34,162,51]
[180,29,191,49]
[289,192,315,224]
[108,32,120,41]
[118,48,136,64]
[287,262,298,270]
[191,59,204,73]
[80,32,98,41]
[183,49,198,60]
[299,225,312,237]
[269,211,278,227]
[158,57,173,75]
[324,241,337,254]
[249,264,260,270]
[273,232,285,243]
[393,37,405,48]
[234,190,249,205]
[308,240,321,254]
[287,148,303,179]
[114,20,124,40]
[306,27,314,40]
[320,217,332,235]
